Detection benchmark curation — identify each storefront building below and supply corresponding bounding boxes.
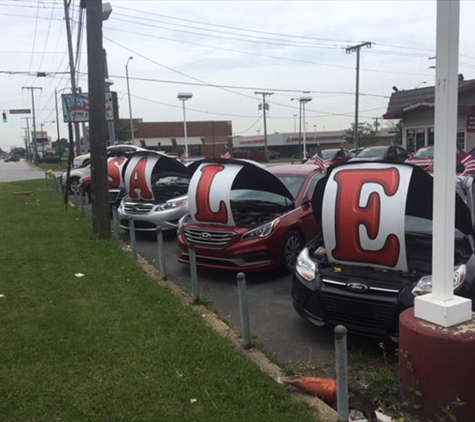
[383,76,475,153]
[118,119,232,158]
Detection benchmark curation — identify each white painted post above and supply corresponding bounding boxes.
[415,0,472,327]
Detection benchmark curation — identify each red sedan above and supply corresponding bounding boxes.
[405,146,466,173]
[176,160,324,272]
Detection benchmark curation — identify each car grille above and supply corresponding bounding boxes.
[183,227,236,248]
[123,202,154,214]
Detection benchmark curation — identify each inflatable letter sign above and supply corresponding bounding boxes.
[107,156,127,189]
[188,163,243,226]
[123,154,160,201]
[321,163,412,271]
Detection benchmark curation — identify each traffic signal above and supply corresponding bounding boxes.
[2,112,6,123]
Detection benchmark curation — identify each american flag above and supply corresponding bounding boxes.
[462,147,475,175]
[413,159,434,172]
[220,144,231,159]
[314,148,325,172]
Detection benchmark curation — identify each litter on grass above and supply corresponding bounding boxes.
[74,273,85,278]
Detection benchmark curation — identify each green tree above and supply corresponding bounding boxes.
[345,122,376,147]
[52,138,69,161]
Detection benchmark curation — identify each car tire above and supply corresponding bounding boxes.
[67,176,81,194]
[283,230,303,273]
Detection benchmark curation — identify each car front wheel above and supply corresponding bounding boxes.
[67,177,81,194]
[283,230,303,273]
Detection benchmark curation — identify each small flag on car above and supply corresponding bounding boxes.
[462,147,475,175]
[220,144,231,159]
[180,147,187,162]
[314,148,325,172]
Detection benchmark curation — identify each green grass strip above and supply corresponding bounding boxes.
[0,180,315,422]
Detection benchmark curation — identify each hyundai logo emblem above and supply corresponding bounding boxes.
[347,282,369,292]
[200,232,211,240]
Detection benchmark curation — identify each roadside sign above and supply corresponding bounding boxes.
[9,109,31,114]
[61,93,114,123]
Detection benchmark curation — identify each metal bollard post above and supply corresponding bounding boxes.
[189,245,199,302]
[84,194,90,219]
[79,192,84,217]
[156,227,167,280]
[112,206,120,243]
[237,272,252,349]
[128,218,138,261]
[335,325,349,422]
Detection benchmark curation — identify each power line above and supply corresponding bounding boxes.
[109,74,389,98]
[103,26,429,77]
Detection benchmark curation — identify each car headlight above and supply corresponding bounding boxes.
[156,196,188,211]
[296,247,316,282]
[412,264,467,296]
[241,218,280,241]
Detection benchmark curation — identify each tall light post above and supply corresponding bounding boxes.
[291,98,302,154]
[177,92,193,159]
[125,56,134,142]
[293,114,297,133]
[299,96,312,159]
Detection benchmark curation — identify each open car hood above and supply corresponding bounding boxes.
[311,162,473,272]
[122,151,190,201]
[187,159,295,226]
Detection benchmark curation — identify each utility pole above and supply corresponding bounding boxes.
[346,41,373,149]
[87,0,110,238]
[254,91,273,162]
[373,117,380,135]
[63,0,82,155]
[22,86,41,162]
[54,88,61,142]
[21,117,31,161]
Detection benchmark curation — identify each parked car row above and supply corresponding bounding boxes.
[69,148,475,341]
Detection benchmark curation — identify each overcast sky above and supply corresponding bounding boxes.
[1,0,474,151]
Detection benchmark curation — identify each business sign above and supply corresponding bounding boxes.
[62,93,114,123]
[9,109,31,114]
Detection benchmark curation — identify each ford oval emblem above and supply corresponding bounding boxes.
[347,282,369,292]
[201,232,211,240]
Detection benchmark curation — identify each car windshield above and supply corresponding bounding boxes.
[154,176,189,186]
[413,148,433,159]
[406,216,465,239]
[230,174,304,205]
[358,146,388,158]
[311,150,336,160]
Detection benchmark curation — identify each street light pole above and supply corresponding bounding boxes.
[125,56,134,142]
[300,96,312,160]
[177,92,193,159]
[293,114,297,133]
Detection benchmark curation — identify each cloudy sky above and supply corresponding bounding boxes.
[1,0,474,151]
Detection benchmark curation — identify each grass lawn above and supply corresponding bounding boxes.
[0,180,316,422]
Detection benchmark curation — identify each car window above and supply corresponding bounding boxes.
[414,148,433,158]
[321,150,337,160]
[304,173,324,199]
[276,174,306,199]
[358,146,388,158]
[396,146,406,156]
[154,176,189,186]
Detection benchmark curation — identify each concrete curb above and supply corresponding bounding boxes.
[133,250,338,421]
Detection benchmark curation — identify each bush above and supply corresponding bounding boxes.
[38,155,60,164]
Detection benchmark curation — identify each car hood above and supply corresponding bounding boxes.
[187,159,295,226]
[311,162,473,272]
[122,151,190,201]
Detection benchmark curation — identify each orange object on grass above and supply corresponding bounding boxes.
[283,376,337,405]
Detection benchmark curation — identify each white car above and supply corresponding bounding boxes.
[61,163,91,194]
[73,145,145,168]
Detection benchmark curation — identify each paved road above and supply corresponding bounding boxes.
[0,159,45,183]
[134,231,380,378]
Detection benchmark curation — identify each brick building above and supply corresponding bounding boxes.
[118,119,232,158]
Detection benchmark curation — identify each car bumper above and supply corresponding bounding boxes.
[291,272,404,339]
[118,203,188,231]
[176,230,281,272]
